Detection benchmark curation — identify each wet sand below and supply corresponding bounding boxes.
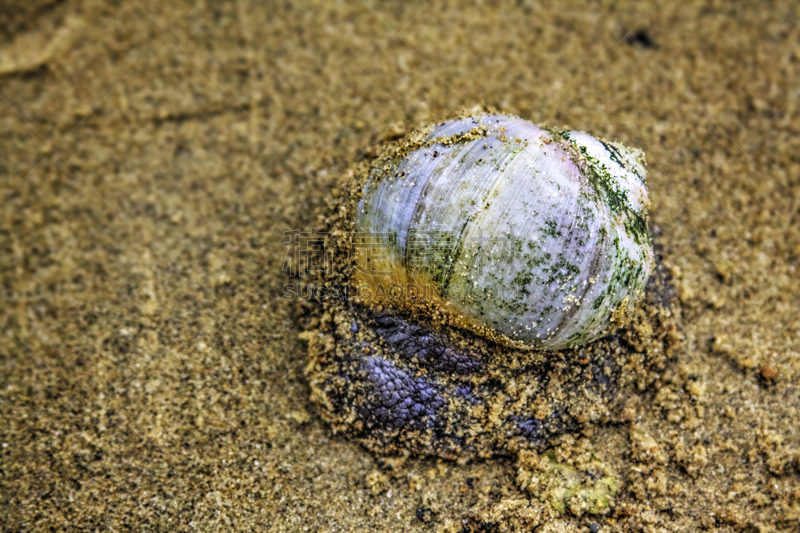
[1,1,799,531]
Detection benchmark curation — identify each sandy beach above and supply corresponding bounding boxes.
[2,1,799,531]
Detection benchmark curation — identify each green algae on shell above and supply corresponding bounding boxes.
[352,114,655,350]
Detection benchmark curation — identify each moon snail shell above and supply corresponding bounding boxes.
[352,114,654,351]
[303,113,676,459]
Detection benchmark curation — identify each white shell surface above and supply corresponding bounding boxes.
[355,114,654,350]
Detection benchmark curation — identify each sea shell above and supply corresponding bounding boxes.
[352,114,654,350]
[303,113,677,459]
